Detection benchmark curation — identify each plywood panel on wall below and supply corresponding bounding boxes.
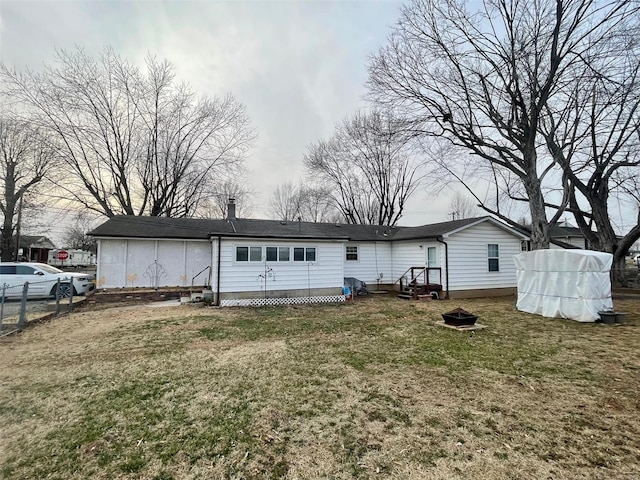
[96,239,126,288]
[126,240,157,288]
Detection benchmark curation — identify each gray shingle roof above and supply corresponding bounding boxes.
[89,215,506,242]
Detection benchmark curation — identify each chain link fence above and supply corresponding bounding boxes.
[0,278,78,337]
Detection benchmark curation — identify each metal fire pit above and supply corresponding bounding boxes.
[442,307,478,327]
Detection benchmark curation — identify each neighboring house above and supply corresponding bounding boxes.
[549,222,591,249]
[520,221,590,250]
[18,235,56,263]
[89,211,529,306]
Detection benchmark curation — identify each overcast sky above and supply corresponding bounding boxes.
[0,0,471,242]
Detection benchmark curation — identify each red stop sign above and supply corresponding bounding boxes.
[56,250,69,261]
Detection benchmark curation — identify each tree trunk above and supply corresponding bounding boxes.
[1,165,17,262]
[524,174,550,250]
[611,251,630,288]
[1,212,15,262]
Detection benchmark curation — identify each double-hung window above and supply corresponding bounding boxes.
[488,244,500,272]
[346,246,358,261]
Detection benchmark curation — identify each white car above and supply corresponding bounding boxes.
[0,262,95,299]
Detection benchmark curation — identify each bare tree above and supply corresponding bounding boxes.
[368,0,638,247]
[270,181,304,221]
[448,191,480,220]
[0,116,57,261]
[1,47,255,218]
[63,212,98,253]
[196,180,255,219]
[269,181,342,223]
[542,51,640,284]
[298,185,343,223]
[305,110,422,226]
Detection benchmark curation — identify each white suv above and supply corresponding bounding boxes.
[0,262,95,299]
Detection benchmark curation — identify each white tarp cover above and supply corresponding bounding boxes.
[514,249,613,322]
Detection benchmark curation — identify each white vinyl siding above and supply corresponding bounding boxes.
[218,239,343,293]
[445,223,521,291]
[343,242,392,285]
[391,241,442,285]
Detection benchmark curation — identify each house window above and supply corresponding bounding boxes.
[520,240,529,251]
[249,246,262,262]
[236,246,262,262]
[236,247,249,262]
[346,246,358,261]
[294,247,316,262]
[266,246,290,262]
[427,247,437,267]
[488,244,500,272]
[266,247,278,262]
[306,248,316,262]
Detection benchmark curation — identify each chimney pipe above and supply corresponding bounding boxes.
[227,197,236,220]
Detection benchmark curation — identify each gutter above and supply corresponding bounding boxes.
[436,236,450,299]
[215,235,222,306]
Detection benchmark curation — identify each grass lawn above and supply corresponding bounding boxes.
[1,295,639,479]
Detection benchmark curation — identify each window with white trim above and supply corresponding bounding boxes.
[250,246,262,262]
[488,244,500,271]
[236,246,249,262]
[236,246,263,262]
[346,246,358,261]
[294,247,316,262]
[266,246,290,262]
[237,245,314,262]
[279,247,290,261]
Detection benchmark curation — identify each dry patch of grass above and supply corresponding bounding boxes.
[1,296,639,479]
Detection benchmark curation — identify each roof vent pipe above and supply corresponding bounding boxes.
[227,197,236,221]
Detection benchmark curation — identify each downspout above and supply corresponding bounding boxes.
[215,235,222,306]
[436,237,450,299]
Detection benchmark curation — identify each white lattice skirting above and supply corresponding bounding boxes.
[221,295,346,307]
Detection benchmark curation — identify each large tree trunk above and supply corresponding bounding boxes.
[1,165,17,262]
[524,172,550,250]
[1,212,14,262]
[611,252,630,288]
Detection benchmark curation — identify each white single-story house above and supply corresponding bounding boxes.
[89,209,529,306]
